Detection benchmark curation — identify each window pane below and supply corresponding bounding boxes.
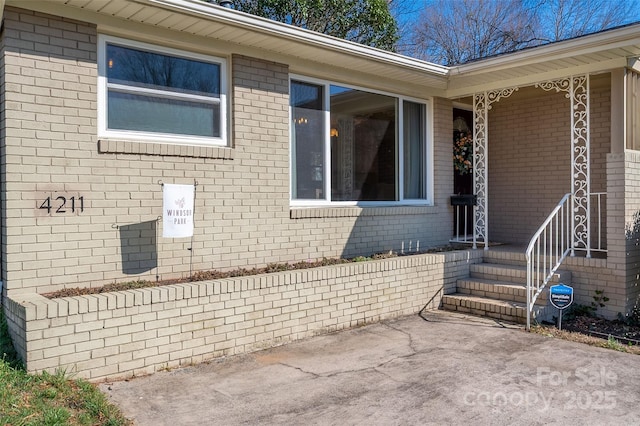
[108,91,219,137]
[106,44,220,97]
[291,81,325,200]
[403,101,426,199]
[330,86,396,201]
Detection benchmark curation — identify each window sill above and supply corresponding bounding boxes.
[98,139,233,159]
[290,205,435,219]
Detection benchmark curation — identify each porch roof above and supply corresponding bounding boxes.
[447,23,640,98]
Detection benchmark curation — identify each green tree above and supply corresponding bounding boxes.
[231,0,399,50]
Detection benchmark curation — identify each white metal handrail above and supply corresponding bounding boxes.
[525,193,572,330]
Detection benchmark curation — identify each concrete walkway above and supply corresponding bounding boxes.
[100,311,640,425]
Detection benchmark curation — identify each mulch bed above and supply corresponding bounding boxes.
[531,315,640,355]
[42,245,462,299]
[562,315,640,345]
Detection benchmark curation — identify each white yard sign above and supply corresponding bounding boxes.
[163,184,194,238]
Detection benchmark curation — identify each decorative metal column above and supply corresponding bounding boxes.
[473,88,518,250]
[536,75,591,257]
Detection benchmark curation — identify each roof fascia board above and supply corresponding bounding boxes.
[146,0,449,75]
[6,0,446,98]
[10,0,449,86]
[288,61,447,98]
[103,19,447,97]
[98,19,447,96]
[9,0,638,98]
[450,24,640,78]
[447,57,626,98]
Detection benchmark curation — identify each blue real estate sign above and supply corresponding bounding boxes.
[549,284,574,310]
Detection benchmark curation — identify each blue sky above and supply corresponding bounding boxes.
[395,0,640,30]
[394,0,640,58]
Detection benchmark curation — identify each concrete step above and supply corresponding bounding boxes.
[441,254,567,324]
[441,294,527,323]
[482,249,527,266]
[470,263,571,286]
[456,277,548,305]
[470,263,527,284]
[441,293,555,324]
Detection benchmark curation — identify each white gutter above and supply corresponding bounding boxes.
[165,0,637,87]
[8,0,638,95]
[169,0,638,84]
[139,0,449,77]
[450,23,640,77]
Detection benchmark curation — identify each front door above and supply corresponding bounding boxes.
[452,108,473,241]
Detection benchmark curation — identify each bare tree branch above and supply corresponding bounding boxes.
[406,0,640,65]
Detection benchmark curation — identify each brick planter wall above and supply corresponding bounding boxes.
[3,250,481,382]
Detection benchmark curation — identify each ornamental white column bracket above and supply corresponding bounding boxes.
[536,75,591,257]
[473,87,519,250]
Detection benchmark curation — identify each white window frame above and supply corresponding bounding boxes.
[290,75,433,207]
[97,34,228,147]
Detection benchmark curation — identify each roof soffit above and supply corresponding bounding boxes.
[447,24,640,97]
[5,0,640,99]
[6,0,449,95]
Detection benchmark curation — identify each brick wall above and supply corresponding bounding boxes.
[602,151,640,319]
[1,7,454,296]
[488,75,610,245]
[623,152,640,315]
[5,250,481,381]
[604,153,628,318]
[0,7,6,299]
[562,257,622,319]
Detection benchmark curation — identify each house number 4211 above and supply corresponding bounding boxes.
[39,195,84,214]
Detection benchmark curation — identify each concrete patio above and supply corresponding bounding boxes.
[99,311,640,425]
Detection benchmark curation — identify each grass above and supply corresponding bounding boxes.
[0,310,131,426]
[604,334,627,352]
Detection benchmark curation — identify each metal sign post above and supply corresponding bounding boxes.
[549,284,574,330]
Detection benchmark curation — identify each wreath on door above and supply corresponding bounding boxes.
[454,131,473,175]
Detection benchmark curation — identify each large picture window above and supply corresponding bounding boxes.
[98,35,227,145]
[291,78,430,205]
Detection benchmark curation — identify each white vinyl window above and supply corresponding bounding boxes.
[290,76,432,206]
[98,35,227,146]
